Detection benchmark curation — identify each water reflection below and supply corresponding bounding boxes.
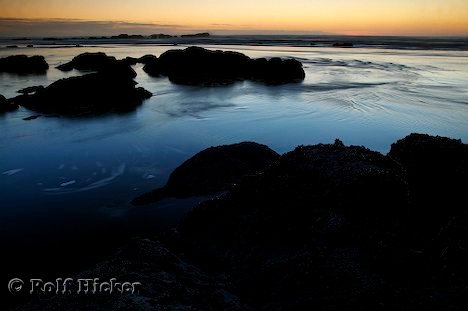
[0,44,467,266]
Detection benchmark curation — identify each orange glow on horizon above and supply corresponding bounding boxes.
[0,0,467,36]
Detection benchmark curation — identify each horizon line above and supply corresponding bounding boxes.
[1,17,468,37]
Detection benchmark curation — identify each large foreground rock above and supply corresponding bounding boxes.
[0,55,49,74]
[389,133,468,210]
[133,142,280,205]
[171,134,468,309]
[389,134,468,269]
[14,239,246,311]
[176,140,409,309]
[12,62,152,115]
[0,94,18,112]
[143,46,305,85]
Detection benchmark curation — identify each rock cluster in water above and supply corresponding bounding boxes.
[0,55,49,74]
[3,48,307,116]
[142,46,306,85]
[12,61,152,115]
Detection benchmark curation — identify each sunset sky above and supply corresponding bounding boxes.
[1,0,467,36]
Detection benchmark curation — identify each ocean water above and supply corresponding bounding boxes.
[1,43,468,267]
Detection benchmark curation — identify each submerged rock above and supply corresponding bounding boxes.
[57,52,117,71]
[12,62,152,115]
[142,46,305,85]
[133,142,280,205]
[0,55,49,74]
[0,94,19,112]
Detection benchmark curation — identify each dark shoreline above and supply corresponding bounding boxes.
[2,35,468,51]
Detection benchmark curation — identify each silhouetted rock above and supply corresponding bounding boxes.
[150,34,175,39]
[133,142,280,205]
[137,54,158,65]
[389,133,468,229]
[142,58,162,77]
[57,52,117,71]
[12,62,151,115]
[1,94,19,112]
[143,47,305,85]
[0,55,49,73]
[181,33,210,38]
[250,57,306,84]
[15,238,246,311]
[121,56,139,65]
[176,140,409,309]
[389,134,468,204]
[111,34,144,39]
[6,45,18,48]
[88,36,109,40]
[333,41,354,48]
[26,45,34,48]
[157,47,252,85]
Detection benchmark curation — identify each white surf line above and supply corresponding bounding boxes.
[44,163,126,194]
[60,180,77,187]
